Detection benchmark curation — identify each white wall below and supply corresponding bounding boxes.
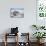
[0,0,36,42]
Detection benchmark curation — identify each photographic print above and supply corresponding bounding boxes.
[10,8,24,18]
